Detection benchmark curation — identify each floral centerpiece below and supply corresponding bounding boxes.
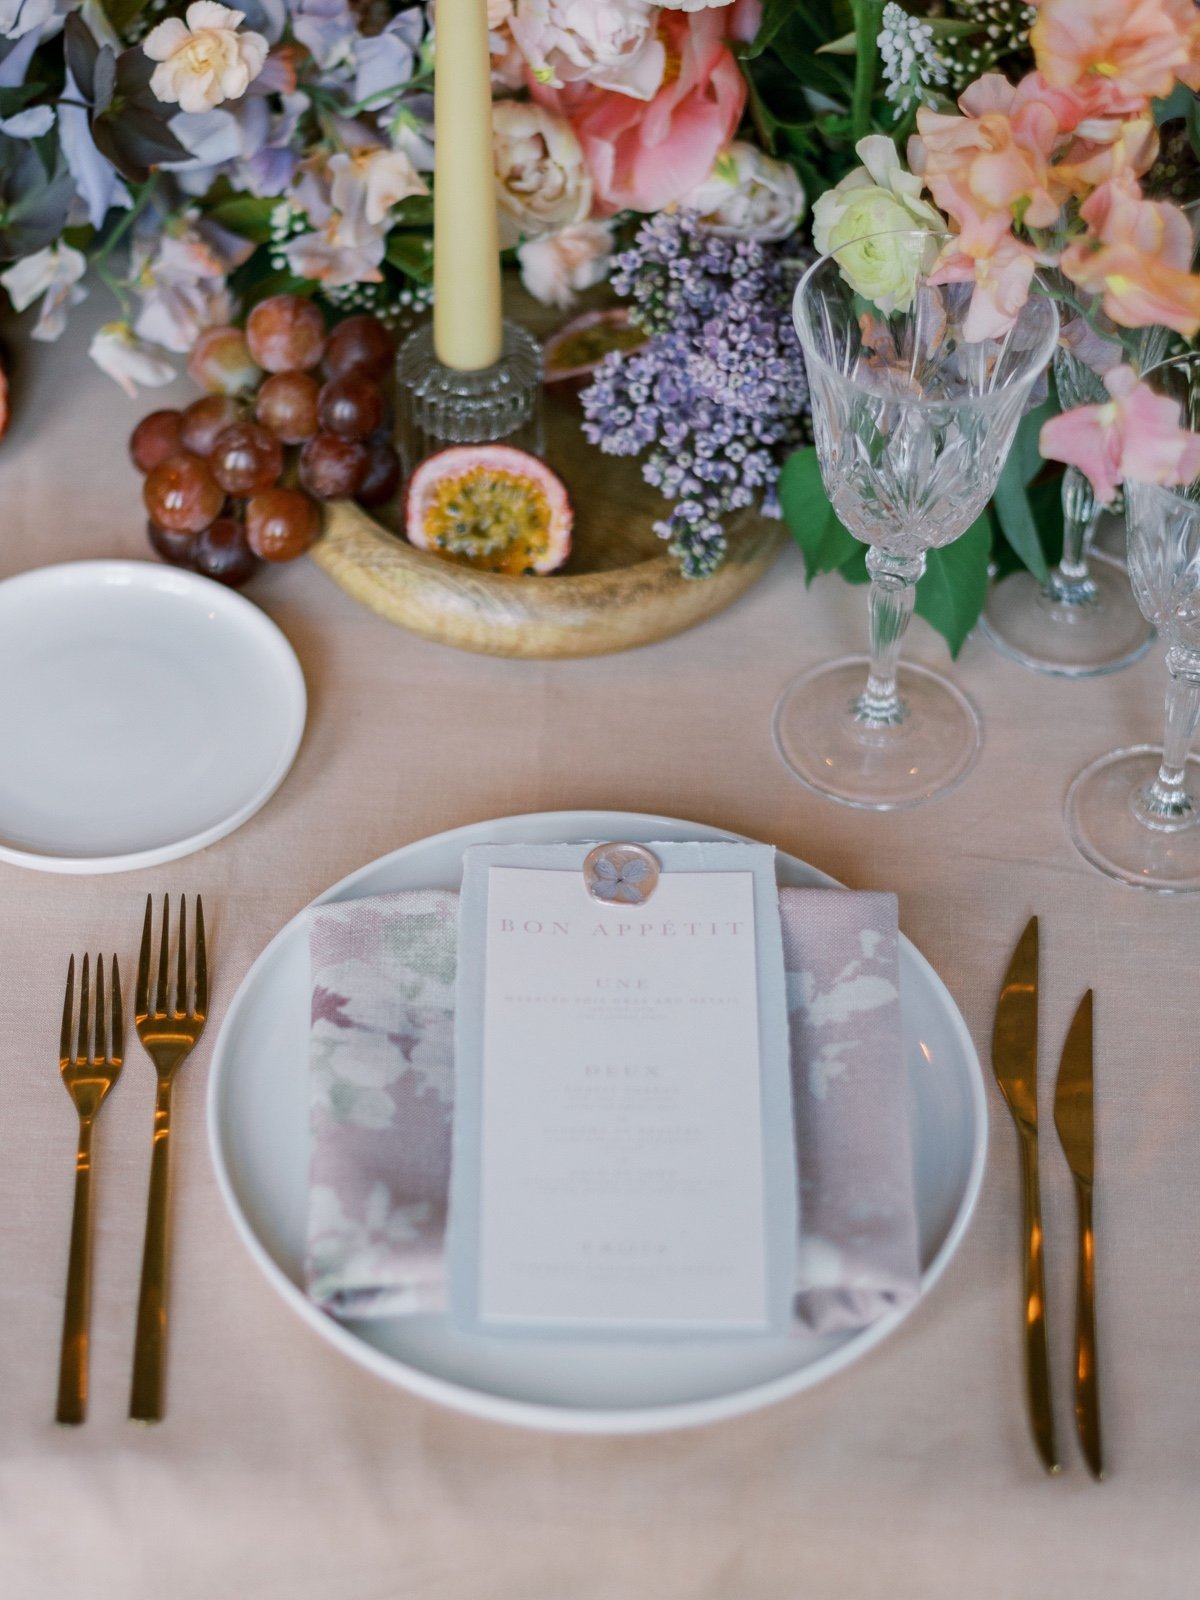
[3,0,1200,646]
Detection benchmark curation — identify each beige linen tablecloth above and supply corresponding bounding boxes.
[2,305,1199,1600]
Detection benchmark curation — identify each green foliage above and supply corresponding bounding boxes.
[62,16,188,184]
[0,135,75,260]
[778,445,994,657]
[205,196,279,244]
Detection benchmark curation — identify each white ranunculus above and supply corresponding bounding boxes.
[518,219,614,308]
[88,323,177,397]
[508,0,664,100]
[492,99,592,249]
[681,141,806,241]
[811,135,945,313]
[143,2,268,114]
[1,243,87,341]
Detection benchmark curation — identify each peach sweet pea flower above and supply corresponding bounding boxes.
[508,1,666,102]
[931,232,1040,342]
[531,6,745,214]
[328,147,428,243]
[143,2,268,115]
[517,218,614,307]
[912,74,1068,233]
[1040,363,1200,505]
[1031,0,1200,117]
[1055,110,1159,193]
[1061,177,1200,335]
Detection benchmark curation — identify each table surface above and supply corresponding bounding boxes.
[2,304,1198,1600]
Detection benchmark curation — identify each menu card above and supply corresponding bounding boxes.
[448,842,796,1336]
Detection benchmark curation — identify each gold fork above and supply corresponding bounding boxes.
[56,953,124,1425]
[129,894,207,1423]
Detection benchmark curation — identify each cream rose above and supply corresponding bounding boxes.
[143,2,268,115]
[811,135,944,313]
[492,100,592,248]
[681,141,806,241]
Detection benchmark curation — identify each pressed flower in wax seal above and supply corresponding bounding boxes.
[583,843,660,906]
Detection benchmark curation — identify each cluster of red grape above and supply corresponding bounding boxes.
[130,296,401,588]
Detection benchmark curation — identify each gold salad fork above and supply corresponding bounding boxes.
[56,953,124,1425]
[130,895,207,1422]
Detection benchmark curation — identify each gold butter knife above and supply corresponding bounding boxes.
[1054,990,1104,1480]
[992,916,1060,1475]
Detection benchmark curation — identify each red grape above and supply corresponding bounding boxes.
[317,373,384,440]
[246,295,326,373]
[210,421,284,495]
[255,370,320,443]
[180,394,243,458]
[246,488,321,561]
[298,432,369,499]
[130,410,184,474]
[146,517,196,568]
[187,325,261,395]
[355,436,401,508]
[193,517,259,588]
[144,453,225,533]
[323,315,395,383]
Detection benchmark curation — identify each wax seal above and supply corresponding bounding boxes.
[583,842,660,906]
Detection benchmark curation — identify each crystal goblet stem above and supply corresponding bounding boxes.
[1138,647,1200,828]
[1049,466,1100,606]
[857,548,923,726]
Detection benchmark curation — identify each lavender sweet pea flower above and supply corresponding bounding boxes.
[0,0,56,39]
[59,67,132,230]
[0,101,51,135]
[353,12,423,109]
[288,0,356,70]
[0,28,40,84]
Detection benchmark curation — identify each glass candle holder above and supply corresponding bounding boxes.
[395,320,544,475]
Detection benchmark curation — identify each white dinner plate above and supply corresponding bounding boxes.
[0,562,306,873]
[208,811,987,1434]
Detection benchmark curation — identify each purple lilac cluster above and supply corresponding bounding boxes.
[581,211,809,578]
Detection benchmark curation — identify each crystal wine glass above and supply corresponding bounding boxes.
[979,319,1155,677]
[775,233,1058,809]
[1066,353,1200,890]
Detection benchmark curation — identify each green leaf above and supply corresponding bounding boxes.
[992,455,1050,583]
[63,13,100,102]
[101,0,153,34]
[206,194,278,243]
[385,231,433,282]
[778,446,860,581]
[913,513,992,658]
[0,83,47,117]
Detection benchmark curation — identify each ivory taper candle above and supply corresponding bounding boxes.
[433,0,503,370]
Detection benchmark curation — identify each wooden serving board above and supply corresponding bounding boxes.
[309,289,785,659]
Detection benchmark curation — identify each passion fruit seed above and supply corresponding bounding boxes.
[552,321,648,370]
[427,470,553,562]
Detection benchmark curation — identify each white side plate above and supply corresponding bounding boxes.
[0,561,306,873]
[208,811,988,1434]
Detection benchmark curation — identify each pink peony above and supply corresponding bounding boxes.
[531,6,745,214]
[1040,364,1200,504]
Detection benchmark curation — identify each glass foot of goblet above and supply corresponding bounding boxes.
[979,567,1154,677]
[772,656,981,810]
[1066,745,1200,891]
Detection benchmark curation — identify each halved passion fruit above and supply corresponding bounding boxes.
[543,308,649,392]
[405,445,573,575]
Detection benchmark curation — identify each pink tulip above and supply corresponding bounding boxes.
[1031,0,1200,117]
[1040,364,1200,504]
[1061,176,1200,335]
[531,7,745,214]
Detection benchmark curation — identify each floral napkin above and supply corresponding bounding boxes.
[305,884,919,1331]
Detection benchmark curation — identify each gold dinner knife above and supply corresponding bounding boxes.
[1054,990,1104,1480]
[992,916,1060,1474]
